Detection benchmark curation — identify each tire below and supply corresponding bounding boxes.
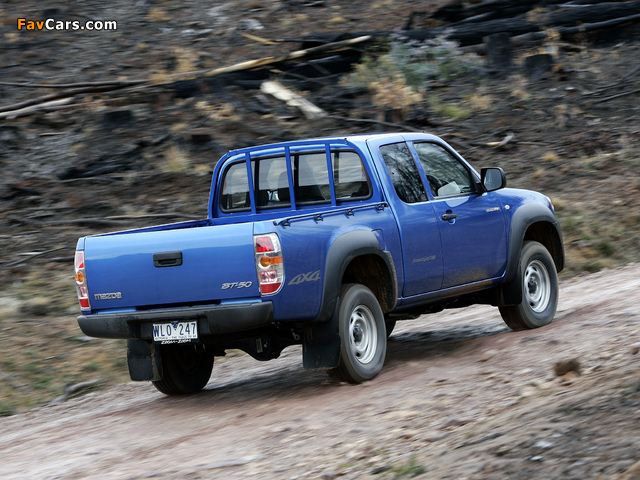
[328,284,387,384]
[152,343,214,395]
[499,241,559,331]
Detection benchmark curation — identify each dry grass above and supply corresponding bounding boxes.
[0,269,130,415]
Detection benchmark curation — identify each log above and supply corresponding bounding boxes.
[260,81,327,119]
[433,0,567,24]
[435,0,640,46]
[301,0,640,47]
[462,13,640,53]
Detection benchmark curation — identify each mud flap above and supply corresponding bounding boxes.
[302,315,341,369]
[495,263,523,307]
[127,339,162,381]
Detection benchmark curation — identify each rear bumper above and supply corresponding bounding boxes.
[77,302,274,340]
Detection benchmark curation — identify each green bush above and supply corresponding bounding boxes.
[343,32,482,113]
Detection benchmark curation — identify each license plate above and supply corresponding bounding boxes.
[153,321,198,344]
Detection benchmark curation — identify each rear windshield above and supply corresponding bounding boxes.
[219,149,371,212]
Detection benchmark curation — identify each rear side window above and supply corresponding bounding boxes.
[334,151,370,200]
[219,148,371,213]
[380,142,427,204]
[220,162,250,211]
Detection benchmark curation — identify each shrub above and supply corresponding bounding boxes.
[343,32,482,114]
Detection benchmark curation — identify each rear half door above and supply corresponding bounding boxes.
[409,141,507,288]
[367,137,443,297]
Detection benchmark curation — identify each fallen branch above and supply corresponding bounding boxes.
[0,36,372,117]
[261,80,327,119]
[6,247,71,267]
[198,35,371,79]
[0,98,73,120]
[591,87,640,103]
[486,132,515,148]
[48,379,101,406]
[0,84,135,114]
[0,80,144,89]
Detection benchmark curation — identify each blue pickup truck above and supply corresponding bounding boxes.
[74,132,564,394]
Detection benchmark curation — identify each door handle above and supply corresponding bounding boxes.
[441,213,458,221]
[153,251,183,267]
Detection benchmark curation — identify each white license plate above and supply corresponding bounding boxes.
[153,321,198,344]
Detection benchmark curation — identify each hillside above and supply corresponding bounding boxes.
[0,0,639,422]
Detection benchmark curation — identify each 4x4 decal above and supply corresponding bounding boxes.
[288,270,321,286]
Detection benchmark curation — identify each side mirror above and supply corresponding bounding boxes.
[481,167,507,192]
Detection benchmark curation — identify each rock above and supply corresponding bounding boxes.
[439,417,470,429]
[478,349,498,362]
[533,440,555,449]
[554,358,581,377]
[424,431,448,443]
[520,386,538,397]
[523,53,554,81]
[399,429,421,439]
[560,371,581,384]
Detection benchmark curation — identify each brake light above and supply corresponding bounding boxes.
[75,250,91,310]
[254,233,284,295]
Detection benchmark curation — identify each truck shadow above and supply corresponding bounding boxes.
[155,317,510,408]
[386,320,509,364]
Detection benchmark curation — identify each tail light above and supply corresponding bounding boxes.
[254,233,284,295]
[75,250,91,311]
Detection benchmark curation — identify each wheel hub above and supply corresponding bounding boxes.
[348,305,377,365]
[524,260,551,313]
[352,325,364,344]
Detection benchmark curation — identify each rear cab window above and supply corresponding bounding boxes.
[219,147,372,214]
[379,142,428,204]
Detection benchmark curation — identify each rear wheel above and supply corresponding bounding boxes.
[328,284,387,383]
[499,241,559,331]
[152,343,214,395]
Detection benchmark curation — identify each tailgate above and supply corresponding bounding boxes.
[84,223,258,311]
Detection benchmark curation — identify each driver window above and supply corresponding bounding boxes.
[413,143,476,198]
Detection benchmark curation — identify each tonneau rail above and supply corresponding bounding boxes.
[272,202,389,227]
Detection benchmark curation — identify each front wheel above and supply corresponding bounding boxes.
[499,241,559,331]
[152,343,214,395]
[328,284,387,384]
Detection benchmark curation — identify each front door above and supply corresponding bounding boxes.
[409,141,507,288]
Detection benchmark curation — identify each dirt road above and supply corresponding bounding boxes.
[1,265,639,480]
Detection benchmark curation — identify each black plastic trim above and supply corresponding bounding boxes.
[315,230,397,324]
[77,302,274,340]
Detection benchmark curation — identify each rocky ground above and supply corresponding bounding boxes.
[0,0,639,477]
